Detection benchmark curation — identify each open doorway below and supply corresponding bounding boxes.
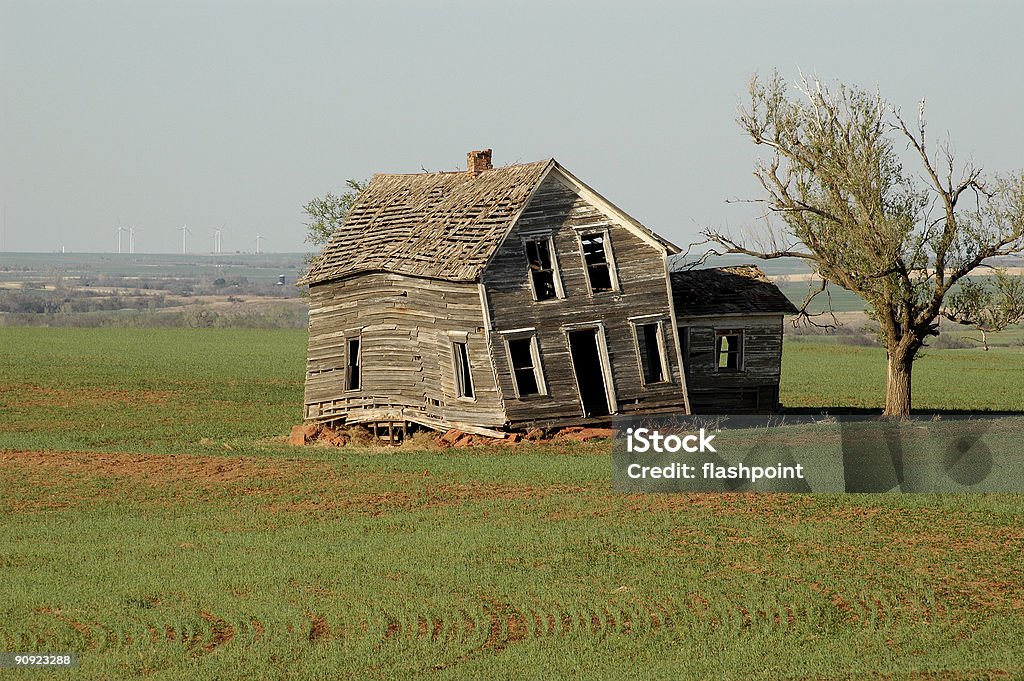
[567,328,613,418]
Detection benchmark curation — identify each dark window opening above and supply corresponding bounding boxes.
[453,341,474,398]
[637,323,665,384]
[580,232,613,293]
[508,337,541,397]
[716,331,742,372]
[345,337,361,390]
[525,239,558,300]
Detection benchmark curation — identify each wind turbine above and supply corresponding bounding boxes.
[255,233,264,254]
[179,223,192,254]
[128,226,137,254]
[117,225,130,254]
[212,224,224,254]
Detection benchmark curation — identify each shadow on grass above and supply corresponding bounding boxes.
[781,407,1024,417]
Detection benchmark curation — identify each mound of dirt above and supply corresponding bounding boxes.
[288,424,352,447]
[288,423,617,448]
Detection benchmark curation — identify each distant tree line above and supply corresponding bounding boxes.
[0,272,308,328]
[0,303,307,329]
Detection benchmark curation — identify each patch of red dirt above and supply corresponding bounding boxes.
[267,482,586,516]
[199,610,235,652]
[7,384,174,408]
[622,492,816,518]
[0,450,292,486]
[558,426,616,442]
[307,612,329,643]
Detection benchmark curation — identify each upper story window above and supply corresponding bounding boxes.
[524,237,562,301]
[580,231,618,294]
[716,330,743,372]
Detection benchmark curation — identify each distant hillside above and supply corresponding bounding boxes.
[0,252,310,285]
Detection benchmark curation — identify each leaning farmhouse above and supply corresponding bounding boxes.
[299,150,796,435]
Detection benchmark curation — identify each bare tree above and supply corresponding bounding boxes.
[703,72,1024,416]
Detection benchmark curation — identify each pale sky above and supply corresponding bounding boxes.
[2,1,1022,254]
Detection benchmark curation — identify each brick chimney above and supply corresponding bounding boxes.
[467,149,493,177]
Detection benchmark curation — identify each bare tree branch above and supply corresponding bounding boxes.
[700,228,816,261]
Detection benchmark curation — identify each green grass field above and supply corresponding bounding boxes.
[781,337,1024,412]
[1,328,1022,679]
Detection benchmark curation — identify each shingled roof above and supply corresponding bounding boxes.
[671,265,799,317]
[300,155,681,286]
[300,160,552,285]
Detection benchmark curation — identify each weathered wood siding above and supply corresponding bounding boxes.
[304,273,505,427]
[679,314,784,413]
[482,173,686,426]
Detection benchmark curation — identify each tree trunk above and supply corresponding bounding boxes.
[883,345,916,418]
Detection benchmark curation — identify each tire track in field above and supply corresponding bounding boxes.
[426,596,685,671]
[198,610,234,652]
[34,607,133,652]
[802,580,948,629]
[20,581,951,662]
[145,608,248,656]
[35,607,100,650]
[321,590,807,662]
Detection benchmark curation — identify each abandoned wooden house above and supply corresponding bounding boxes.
[299,150,796,435]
